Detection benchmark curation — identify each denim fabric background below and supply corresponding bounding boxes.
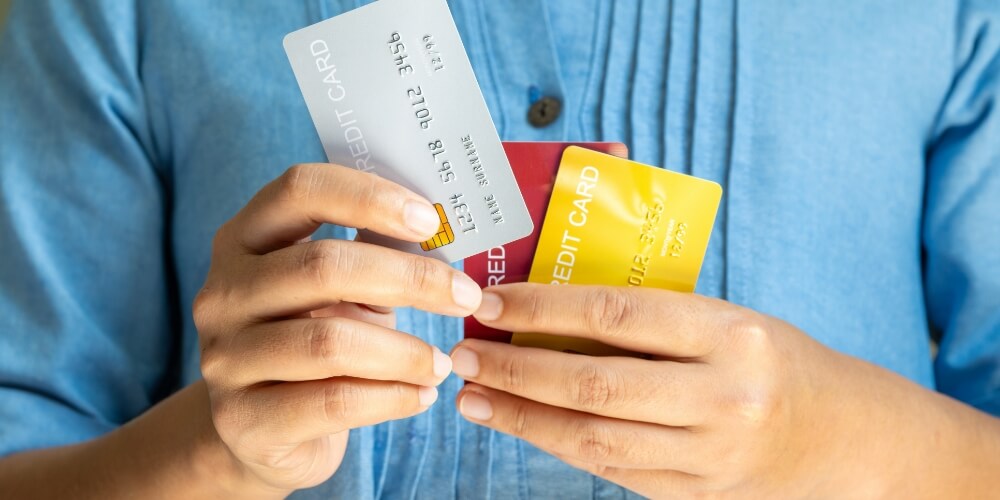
[1,1,998,498]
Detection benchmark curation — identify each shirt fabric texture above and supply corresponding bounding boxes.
[1,1,999,498]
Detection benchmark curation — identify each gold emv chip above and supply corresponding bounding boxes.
[420,203,455,251]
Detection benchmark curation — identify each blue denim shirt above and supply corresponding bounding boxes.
[1,1,998,498]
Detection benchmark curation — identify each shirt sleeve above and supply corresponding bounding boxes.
[0,0,177,456]
[925,0,1000,416]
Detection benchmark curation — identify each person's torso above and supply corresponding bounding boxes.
[139,1,952,497]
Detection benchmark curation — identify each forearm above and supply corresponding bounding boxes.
[925,392,1000,497]
[827,352,1000,498]
[0,381,285,499]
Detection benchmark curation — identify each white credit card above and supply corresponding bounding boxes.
[283,0,532,263]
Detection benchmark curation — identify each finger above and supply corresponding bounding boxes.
[308,302,395,328]
[344,236,395,315]
[202,317,452,388]
[450,340,708,426]
[456,384,701,472]
[235,378,437,445]
[551,453,701,500]
[221,163,444,254]
[473,283,730,358]
[233,238,482,318]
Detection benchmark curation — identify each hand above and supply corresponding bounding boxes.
[194,164,482,495]
[450,283,1000,498]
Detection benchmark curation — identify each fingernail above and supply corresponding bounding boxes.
[404,200,441,238]
[459,391,493,421]
[418,386,439,407]
[451,274,482,312]
[474,291,503,322]
[432,346,452,380]
[451,347,480,378]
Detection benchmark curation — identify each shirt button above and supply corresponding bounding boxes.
[527,96,562,128]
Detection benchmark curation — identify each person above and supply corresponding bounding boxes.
[1,1,999,498]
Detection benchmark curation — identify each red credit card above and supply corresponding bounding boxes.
[463,142,629,342]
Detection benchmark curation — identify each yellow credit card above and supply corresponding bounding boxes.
[512,146,722,355]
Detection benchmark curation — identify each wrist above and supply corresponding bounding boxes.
[184,381,292,500]
[107,380,291,499]
[810,351,1000,498]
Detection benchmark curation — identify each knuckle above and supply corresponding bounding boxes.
[570,364,624,411]
[323,382,363,424]
[498,355,527,392]
[523,289,548,326]
[585,288,639,337]
[402,256,445,294]
[277,164,319,202]
[509,401,531,436]
[718,370,783,431]
[254,449,299,473]
[719,311,786,428]
[301,240,346,287]
[354,174,382,211]
[192,286,224,333]
[393,383,419,413]
[574,421,614,462]
[248,442,320,480]
[726,310,772,352]
[194,289,232,384]
[729,383,782,430]
[198,336,224,382]
[403,338,433,375]
[306,318,353,367]
[209,395,246,444]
